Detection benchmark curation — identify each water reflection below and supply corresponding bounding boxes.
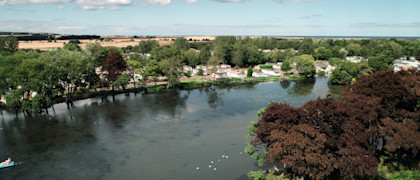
[287,78,316,97]
[0,78,343,180]
[280,80,291,89]
[142,89,189,117]
[328,83,345,99]
[205,86,224,109]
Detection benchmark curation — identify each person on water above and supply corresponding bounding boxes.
[1,158,11,166]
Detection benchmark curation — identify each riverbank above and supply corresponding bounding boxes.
[179,75,305,89]
[0,75,307,112]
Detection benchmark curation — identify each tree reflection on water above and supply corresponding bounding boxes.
[205,86,224,109]
[286,78,316,97]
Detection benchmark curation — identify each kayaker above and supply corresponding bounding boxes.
[0,158,11,166]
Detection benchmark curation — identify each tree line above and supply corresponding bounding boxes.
[1,36,420,113]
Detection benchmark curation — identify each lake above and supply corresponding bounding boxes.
[0,77,342,180]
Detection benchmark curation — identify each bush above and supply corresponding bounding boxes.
[197,68,204,76]
[247,67,253,77]
[260,65,273,69]
[247,170,265,180]
[389,170,420,180]
[249,70,420,179]
[317,71,326,76]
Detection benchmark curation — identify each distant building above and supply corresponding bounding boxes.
[261,69,282,76]
[346,56,365,63]
[252,71,269,78]
[227,71,244,78]
[273,62,282,70]
[393,59,420,72]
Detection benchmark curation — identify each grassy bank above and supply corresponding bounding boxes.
[180,77,281,89]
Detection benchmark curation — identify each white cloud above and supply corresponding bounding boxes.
[210,0,249,3]
[300,14,322,19]
[57,25,86,30]
[186,0,197,4]
[0,0,133,10]
[273,0,312,2]
[74,0,132,10]
[144,0,171,5]
[0,0,72,5]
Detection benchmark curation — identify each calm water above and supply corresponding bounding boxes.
[0,77,342,180]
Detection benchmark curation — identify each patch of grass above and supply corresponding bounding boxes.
[286,75,305,80]
[147,85,165,93]
[180,77,281,89]
[260,65,273,69]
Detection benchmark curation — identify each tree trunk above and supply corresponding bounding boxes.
[52,105,56,114]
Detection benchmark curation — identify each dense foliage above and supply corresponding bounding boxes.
[2,36,420,113]
[247,69,420,179]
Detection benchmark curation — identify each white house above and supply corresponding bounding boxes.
[183,65,193,73]
[393,59,420,72]
[220,64,231,69]
[216,68,231,74]
[262,69,282,76]
[273,62,282,70]
[227,71,244,78]
[211,73,225,79]
[346,56,365,63]
[192,65,208,76]
[252,71,269,77]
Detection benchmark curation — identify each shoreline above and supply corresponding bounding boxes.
[0,76,308,113]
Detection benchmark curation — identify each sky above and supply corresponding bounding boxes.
[0,0,420,36]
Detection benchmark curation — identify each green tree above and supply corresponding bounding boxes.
[339,48,348,59]
[63,42,81,51]
[106,46,122,56]
[1,37,19,53]
[368,55,394,72]
[247,67,253,77]
[112,72,130,90]
[160,57,183,89]
[145,60,162,86]
[86,42,108,67]
[136,40,159,54]
[346,43,362,56]
[298,38,314,54]
[183,48,199,67]
[294,54,316,77]
[232,49,244,66]
[150,45,182,61]
[199,45,211,65]
[281,59,293,74]
[173,37,189,50]
[314,46,332,60]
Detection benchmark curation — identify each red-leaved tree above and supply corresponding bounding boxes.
[250,69,420,179]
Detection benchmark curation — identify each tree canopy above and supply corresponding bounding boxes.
[247,69,420,179]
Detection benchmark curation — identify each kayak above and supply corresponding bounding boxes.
[0,161,14,169]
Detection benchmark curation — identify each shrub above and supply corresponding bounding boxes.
[247,67,253,77]
[317,70,326,76]
[260,65,273,69]
[249,69,420,179]
[197,68,204,76]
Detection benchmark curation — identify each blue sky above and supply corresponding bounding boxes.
[0,0,419,36]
